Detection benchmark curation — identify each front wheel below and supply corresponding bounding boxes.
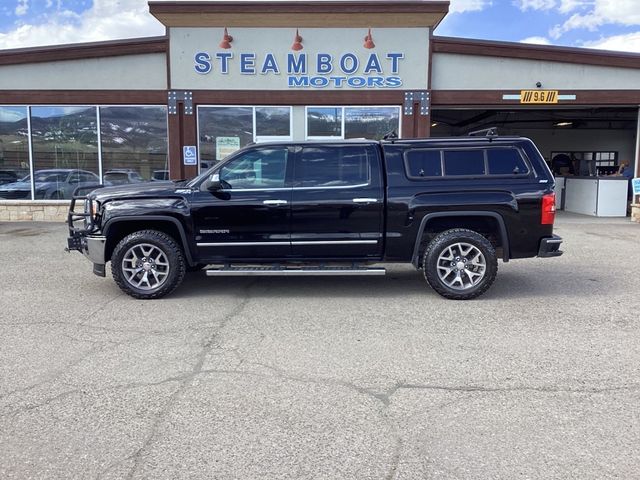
[423,228,498,300]
[111,230,186,299]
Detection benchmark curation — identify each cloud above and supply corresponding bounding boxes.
[550,0,640,39]
[582,31,640,53]
[0,0,164,50]
[520,36,552,45]
[449,0,493,13]
[513,0,556,11]
[15,0,29,16]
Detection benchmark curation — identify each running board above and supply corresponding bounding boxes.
[205,266,386,276]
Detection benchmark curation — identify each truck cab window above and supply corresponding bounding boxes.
[296,146,370,188]
[220,148,288,189]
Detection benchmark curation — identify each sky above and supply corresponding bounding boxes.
[0,0,639,53]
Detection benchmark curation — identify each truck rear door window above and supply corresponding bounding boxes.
[443,150,485,176]
[297,146,370,187]
[487,148,529,175]
[405,150,442,177]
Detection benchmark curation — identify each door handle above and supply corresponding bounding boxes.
[352,198,378,204]
[263,199,288,206]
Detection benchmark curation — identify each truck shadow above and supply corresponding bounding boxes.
[173,267,617,301]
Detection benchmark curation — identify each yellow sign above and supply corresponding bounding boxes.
[520,90,559,104]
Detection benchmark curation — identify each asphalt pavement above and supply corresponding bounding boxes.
[0,213,639,479]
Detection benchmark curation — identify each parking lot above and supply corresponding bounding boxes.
[1,213,639,479]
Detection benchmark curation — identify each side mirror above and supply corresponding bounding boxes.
[206,173,223,192]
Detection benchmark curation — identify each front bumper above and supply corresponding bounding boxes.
[67,234,107,275]
[538,234,563,258]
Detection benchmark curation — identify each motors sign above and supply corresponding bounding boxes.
[194,51,405,89]
[169,28,429,91]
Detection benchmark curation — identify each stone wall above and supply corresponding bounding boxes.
[0,201,70,222]
[632,203,640,223]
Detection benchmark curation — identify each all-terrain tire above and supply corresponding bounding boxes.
[111,230,186,299]
[423,228,498,300]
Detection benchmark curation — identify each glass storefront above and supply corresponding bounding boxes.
[0,105,168,200]
[306,106,401,140]
[0,106,30,198]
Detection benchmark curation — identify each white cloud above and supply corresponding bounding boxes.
[582,31,640,53]
[557,0,583,14]
[0,0,164,50]
[513,0,556,11]
[15,0,29,16]
[520,35,552,44]
[550,0,640,39]
[449,0,493,13]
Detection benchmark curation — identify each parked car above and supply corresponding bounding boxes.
[67,133,563,300]
[0,168,29,186]
[103,169,145,185]
[0,169,100,200]
[151,170,170,181]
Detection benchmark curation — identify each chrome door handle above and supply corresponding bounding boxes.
[352,198,378,204]
[263,199,288,206]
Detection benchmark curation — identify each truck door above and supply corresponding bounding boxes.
[290,144,384,259]
[190,146,292,260]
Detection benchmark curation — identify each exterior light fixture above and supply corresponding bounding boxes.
[291,29,303,51]
[219,28,233,49]
[364,28,375,49]
[555,121,573,127]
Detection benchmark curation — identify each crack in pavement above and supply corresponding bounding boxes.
[119,280,258,480]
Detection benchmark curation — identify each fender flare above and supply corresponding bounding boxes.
[411,211,510,266]
[103,215,195,266]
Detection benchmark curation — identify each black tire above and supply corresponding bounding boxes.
[423,228,498,300]
[111,230,186,299]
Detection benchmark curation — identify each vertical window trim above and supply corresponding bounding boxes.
[26,106,35,201]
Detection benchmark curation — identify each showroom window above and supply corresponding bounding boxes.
[306,106,401,140]
[0,105,168,201]
[198,106,292,171]
[100,106,169,184]
[0,106,30,198]
[30,106,99,200]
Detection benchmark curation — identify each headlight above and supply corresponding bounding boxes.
[84,199,100,218]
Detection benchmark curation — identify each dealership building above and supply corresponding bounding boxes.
[0,0,638,222]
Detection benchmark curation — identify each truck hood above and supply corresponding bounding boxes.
[90,181,189,202]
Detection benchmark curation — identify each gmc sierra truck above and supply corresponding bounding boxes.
[67,134,563,300]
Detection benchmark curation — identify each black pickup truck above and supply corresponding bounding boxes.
[67,134,562,300]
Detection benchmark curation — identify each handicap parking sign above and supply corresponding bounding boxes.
[183,145,197,165]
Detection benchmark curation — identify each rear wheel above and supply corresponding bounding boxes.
[111,230,186,299]
[423,228,497,300]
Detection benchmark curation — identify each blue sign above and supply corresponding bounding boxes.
[194,51,405,89]
[632,178,640,196]
[183,146,197,165]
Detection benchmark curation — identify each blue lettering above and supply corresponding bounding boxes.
[261,53,280,74]
[310,76,329,88]
[386,53,404,75]
[340,54,359,74]
[317,53,333,74]
[367,77,385,87]
[288,76,310,87]
[385,76,403,88]
[347,76,367,88]
[287,53,307,74]
[363,53,383,74]
[240,53,256,74]
[216,52,233,74]
[330,76,347,88]
[194,52,211,74]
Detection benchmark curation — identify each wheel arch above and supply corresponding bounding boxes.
[103,216,195,266]
[411,211,510,267]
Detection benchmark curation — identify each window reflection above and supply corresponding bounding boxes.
[307,107,343,138]
[345,107,400,140]
[100,106,168,183]
[255,107,290,137]
[30,106,99,199]
[0,106,30,199]
[198,107,253,169]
